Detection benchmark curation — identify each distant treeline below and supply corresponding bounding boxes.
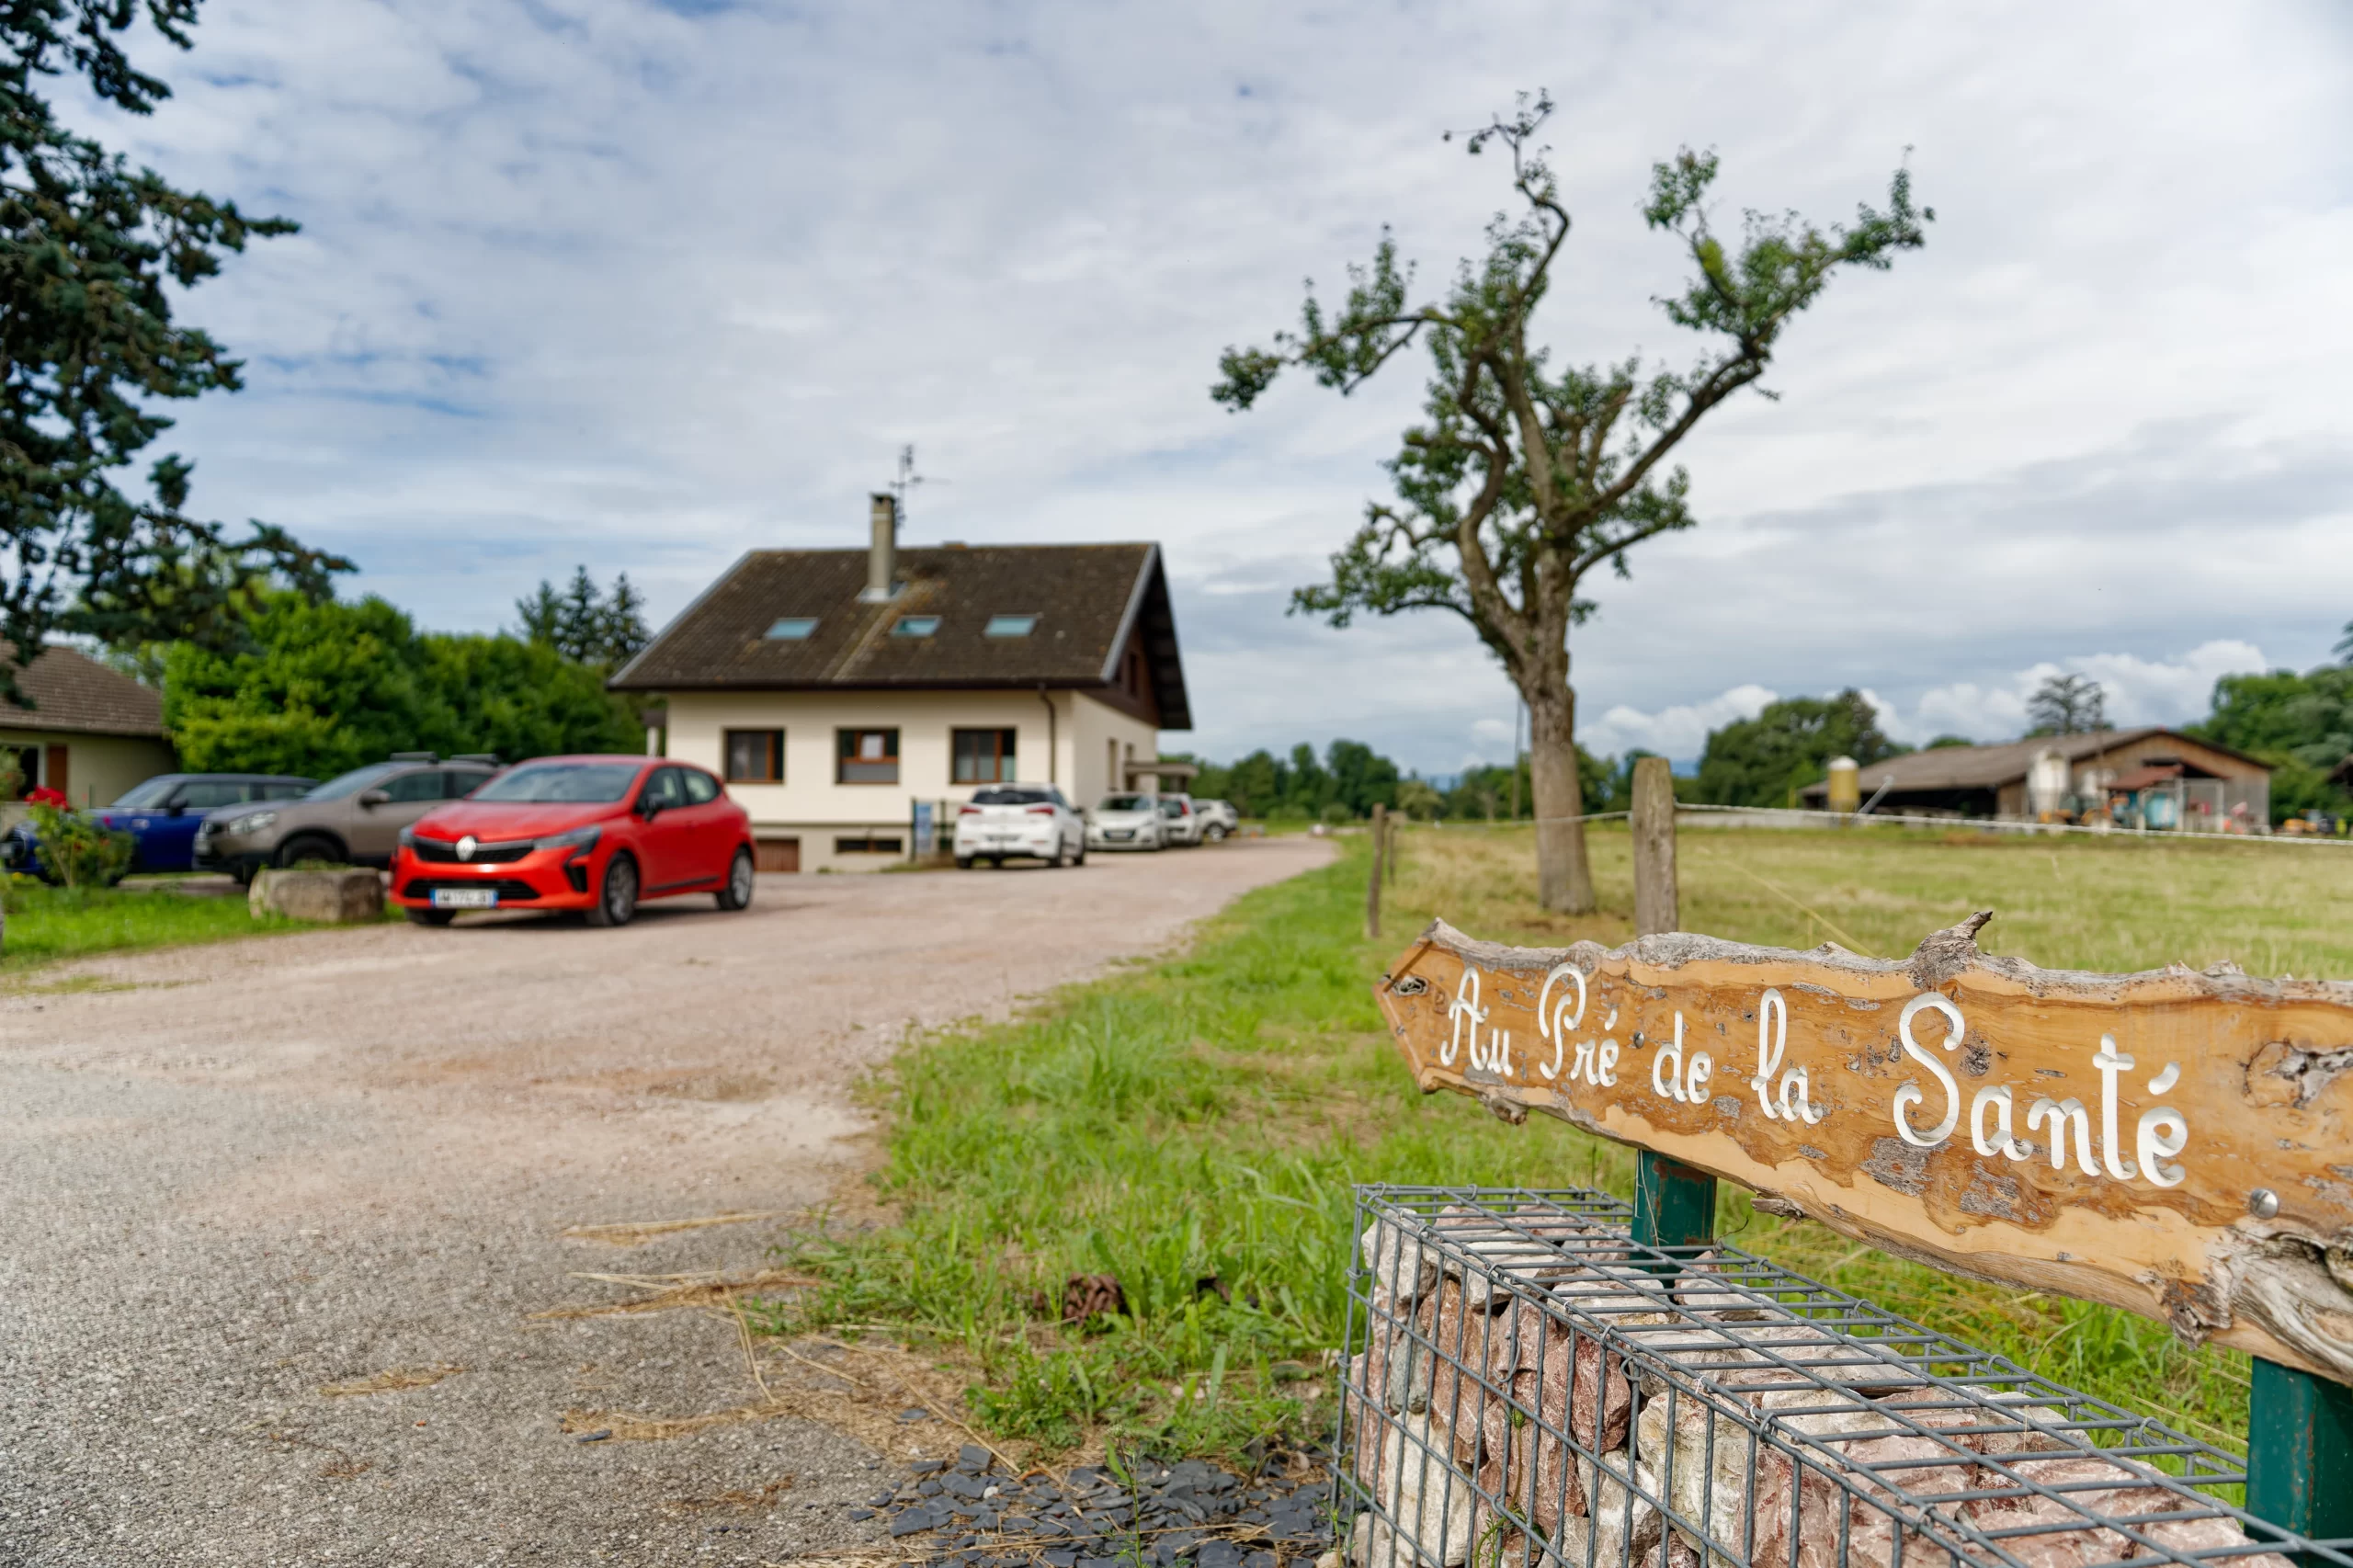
[1179,657,2353,826]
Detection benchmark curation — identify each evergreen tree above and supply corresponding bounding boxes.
[515,566,650,671]
[0,1,346,699]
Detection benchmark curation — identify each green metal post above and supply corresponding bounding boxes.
[2247,1357,2353,1549]
[1632,1151,1717,1255]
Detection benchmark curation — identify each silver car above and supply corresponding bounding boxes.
[1156,791,1204,846]
[1086,793,1165,852]
[197,755,503,880]
[1193,799,1240,841]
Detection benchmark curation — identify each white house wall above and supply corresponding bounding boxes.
[664,689,1158,871]
[0,728,176,812]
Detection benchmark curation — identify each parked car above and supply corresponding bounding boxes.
[1193,799,1241,842]
[0,772,313,881]
[1156,792,1203,846]
[1086,792,1165,853]
[391,756,754,927]
[954,783,1085,869]
[195,754,505,880]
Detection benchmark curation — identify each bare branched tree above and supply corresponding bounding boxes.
[2029,673,2108,736]
[1212,94,1929,910]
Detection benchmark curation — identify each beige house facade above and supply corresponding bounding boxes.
[614,499,1190,873]
[2,645,176,819]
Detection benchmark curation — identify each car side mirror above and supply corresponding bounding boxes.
[638,798,662,820]
[358,789,391,808]
[165,802,187,817]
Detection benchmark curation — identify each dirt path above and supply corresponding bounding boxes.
[0,839,1330,1566]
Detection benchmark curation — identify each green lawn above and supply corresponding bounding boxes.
[778,824,2353,1462]
[0,875,313,974]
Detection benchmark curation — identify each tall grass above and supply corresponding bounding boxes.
[773,824,2346,1460]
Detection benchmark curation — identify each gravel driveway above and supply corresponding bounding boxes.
[0,838,1329,1567]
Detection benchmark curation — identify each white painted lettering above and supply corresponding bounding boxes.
[1653,1013,1687,1102]
[1750,989,1789,1119]
[1893,993,1965,1149]
[1443,963,1485,1069]
[1971,1085,2029,1160]
[2138,1105,2188,1187]
[2092,1036,2139,1180]
[2029,1096,2098,1176]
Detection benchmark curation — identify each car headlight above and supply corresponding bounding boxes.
[535,825,601,855]
[397,826,416,848]
[225,811,277,836]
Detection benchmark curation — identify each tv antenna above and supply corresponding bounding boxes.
[888,444,946,523]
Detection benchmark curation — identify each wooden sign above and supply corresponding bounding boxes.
[1374,912,2353,1386]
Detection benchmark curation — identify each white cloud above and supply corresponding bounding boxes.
[1584,686,1781,764]
[1879,641,2269,744]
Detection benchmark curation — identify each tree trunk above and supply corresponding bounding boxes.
[1527,679,1594,913]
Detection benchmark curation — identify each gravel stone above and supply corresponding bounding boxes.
[0,845,1330,1566]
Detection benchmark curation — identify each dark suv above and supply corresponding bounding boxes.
[195,754,504,880]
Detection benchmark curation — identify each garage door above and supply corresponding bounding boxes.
[754,837,800,873]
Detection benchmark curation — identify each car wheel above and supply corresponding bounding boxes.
[714,846,756,911]
[585,853,639,927]
[277,834,343,869]
[955,856,974,869]
[405,907,456,927]
[1204,824,1227,842]
[1073,840,1086,867]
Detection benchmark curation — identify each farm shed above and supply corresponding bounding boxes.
[1796,727,2270,824]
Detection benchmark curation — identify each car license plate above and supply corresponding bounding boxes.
[1106,830,1133,841]
[431,888,498,910]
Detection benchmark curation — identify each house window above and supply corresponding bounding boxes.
[837,728,900,784]
[766,617,819,641]
[3,744,37,797]
[835,835,903,855]
[892,616,940,638]
[984,614,1037,638]
[952,728,1018,784]
[724,729,784,783]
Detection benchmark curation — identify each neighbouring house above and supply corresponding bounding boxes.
[1797,728,2272,826]
[609,496,1191,872]
[1,644,177,813]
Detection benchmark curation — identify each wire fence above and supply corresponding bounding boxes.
[1338,1187,2343,1568]
[1388,804,2353,849]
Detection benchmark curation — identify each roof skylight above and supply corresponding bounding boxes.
[766,617,819,641]
[892,616,940,638]
[984,614,1038,638]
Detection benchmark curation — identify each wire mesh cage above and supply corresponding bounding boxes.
[1336,1187,2348,1568]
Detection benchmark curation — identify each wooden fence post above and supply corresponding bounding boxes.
[1631,756,1679,942]
[1384,809,1397,886]
[2247,1356,2353,1545]
[1366,803,1386,939]
[1628,755,1715,1252]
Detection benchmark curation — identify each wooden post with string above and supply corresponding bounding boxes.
[1366,803,1387,939]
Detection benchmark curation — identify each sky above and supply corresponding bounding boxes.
[79,0,2353,772]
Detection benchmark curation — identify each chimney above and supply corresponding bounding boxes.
[861,493,898,602]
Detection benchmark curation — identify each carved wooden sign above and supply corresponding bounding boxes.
[1374,913,2353,1386]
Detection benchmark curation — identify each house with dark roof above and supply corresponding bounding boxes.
[1797,727,2270,826]
[1,644,176,812]
[609,497,1190,871]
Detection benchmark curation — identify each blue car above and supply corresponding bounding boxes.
[2,772,315,881]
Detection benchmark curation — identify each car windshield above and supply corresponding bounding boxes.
[111,777,182,809]
[471,762,641,803]
[1097,794,1153,812]
[304,764,404,801]
[972,787,1051,806]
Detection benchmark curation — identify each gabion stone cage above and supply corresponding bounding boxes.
[1338,1187,2347,1568]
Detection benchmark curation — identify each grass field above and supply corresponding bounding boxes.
[770,823,2353,1464]
[0,876,313,975]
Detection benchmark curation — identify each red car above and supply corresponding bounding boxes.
[390,756,755,927]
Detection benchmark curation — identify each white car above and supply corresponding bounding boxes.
[1194,799,1240,841]
[1156,792,1204,846]
[1086,793,1165,852]
[954,784,1085,868]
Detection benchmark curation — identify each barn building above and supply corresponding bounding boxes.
[1797,728,2271,827]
